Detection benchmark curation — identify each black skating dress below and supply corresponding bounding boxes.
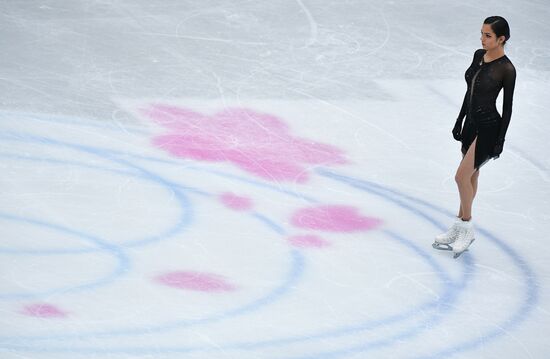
[457,48,516,170]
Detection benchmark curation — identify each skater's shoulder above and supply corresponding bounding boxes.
[502,56,515,70]
[495,55,516,77]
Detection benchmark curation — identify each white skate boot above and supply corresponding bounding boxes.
[451,219,476,258]
[432,217,462,251]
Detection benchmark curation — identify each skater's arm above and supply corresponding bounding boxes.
[457,91,468,122]
[498,63,516,142]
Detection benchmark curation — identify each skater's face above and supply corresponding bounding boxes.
[480,24,505,50]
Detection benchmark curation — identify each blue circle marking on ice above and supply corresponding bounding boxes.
[1,111,537,358]
[0,124,462,355]
[0,130,455,346]
[0,129,308,342]
[313,168,539,359]
[0,131,194,251]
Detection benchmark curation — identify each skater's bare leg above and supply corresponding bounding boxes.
[455,137,478,221]
[458,167,479,218]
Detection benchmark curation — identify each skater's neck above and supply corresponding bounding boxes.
[483,48,505,63]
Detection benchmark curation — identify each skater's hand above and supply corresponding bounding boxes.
[493,139,504,158]
[452,119,463,141]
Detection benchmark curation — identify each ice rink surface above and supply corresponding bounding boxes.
[1,1,550,358]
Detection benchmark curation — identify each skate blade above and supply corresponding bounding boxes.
[453,251,467,259]
[453,238,476,259]
[432,242,452,251]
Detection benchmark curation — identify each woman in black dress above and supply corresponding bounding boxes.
[434,16,516,258]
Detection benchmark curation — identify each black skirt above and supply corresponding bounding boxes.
[461,114,502,170]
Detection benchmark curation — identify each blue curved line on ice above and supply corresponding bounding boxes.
[0,131,463,354]
[0,110,150,135]
[0,228,464,355]
[315,168,538,359]
[0,131,308,342]
[0,152,203,255]
[0,131,194,251]
[0,213,129,300]
[1,110,537,357]
[251,212,287,235]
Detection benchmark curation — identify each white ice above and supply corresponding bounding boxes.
[1,1,550,358]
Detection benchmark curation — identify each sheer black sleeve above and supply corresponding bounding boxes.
[457,91,468,122]
[497,63,516,142]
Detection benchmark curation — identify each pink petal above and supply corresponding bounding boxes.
[20,303,68,318]
[219,192,253,211]
[287,235,330,248]
[154,271,236,292]
[291,205,383,232]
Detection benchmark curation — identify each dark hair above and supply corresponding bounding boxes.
[484,16,510,46]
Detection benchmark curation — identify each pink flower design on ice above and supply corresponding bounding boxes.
[140,104,347,182]
[291,205,383,232]
[287,234,330,248]
[219,192,253,211]
[20,303,68,318]
[153,271,236,292]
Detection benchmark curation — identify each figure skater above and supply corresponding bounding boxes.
[433,16,516,258]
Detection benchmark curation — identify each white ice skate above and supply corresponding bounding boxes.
[432,217,462,251]
[451,219,476,258]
